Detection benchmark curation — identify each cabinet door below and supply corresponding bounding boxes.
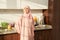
[4,34,20,40]
[4,34,12,40]
[34,30,52,40]
[0,36,3,40]
[7,0,17,9]
[0,0,48,9]
[12,34,20,40]
[17,0,21,9]
[0,0,7,9]
[0,0,18,9]
[20,0,48,9]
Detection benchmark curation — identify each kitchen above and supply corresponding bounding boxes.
[0,0,53,40]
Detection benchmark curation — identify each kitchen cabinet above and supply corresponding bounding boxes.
[34,29,52,40]
[0,0,48,9]
[7,0,17,9]
[12,34,20,40]
[4,34,20,40]
[17,0,21,9]
[0,33,20,40]
[4,34,12,40]
[20,0,48,9]
[7,0,48,9]
[0,0,7,9]
[0,29,52,40]
[0,36,3,40]
[0,0,17,9]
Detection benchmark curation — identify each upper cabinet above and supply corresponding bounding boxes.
[0,0,7,9]
[7,0,17,9]
[0,0,17,9]
[20,0,48,9]
[0,0,48,9]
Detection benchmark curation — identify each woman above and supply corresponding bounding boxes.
[42,9,50,24]
[15,6,34,40]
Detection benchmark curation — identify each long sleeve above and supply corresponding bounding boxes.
[31,17,35,37]
[15,16,22,34]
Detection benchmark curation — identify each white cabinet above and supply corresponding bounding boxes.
[20,0,48,9]
[7,0,17,9]
[0,0,17,9]
[17,0,21,9]
[0,0,48,9]
[0,0,7,9]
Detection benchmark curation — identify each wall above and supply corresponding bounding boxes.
[0,9,43,23]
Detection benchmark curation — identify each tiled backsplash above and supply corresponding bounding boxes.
[0,9,44,23]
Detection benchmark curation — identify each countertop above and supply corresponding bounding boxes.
[35,25,52,31]
[0,25,52,35]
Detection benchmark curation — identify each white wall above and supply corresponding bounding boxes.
[0,9,43,23]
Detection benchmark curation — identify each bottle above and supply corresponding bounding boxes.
[8,24,12,30]
[33,16,38,26]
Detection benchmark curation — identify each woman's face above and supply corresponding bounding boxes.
[43,10,48,16]
[23,6,30,14]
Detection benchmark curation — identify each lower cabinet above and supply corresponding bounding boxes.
[34,29,52,40]
[0,36,4,40]
[4,34,12,40]
[12,34,20,40]
[0,30,52,40]
[4,33,20,40]
[0,33,20,40]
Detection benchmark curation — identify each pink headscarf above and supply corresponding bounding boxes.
[15,6,34,40]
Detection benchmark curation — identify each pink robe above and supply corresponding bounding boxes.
[15,13,34,40]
